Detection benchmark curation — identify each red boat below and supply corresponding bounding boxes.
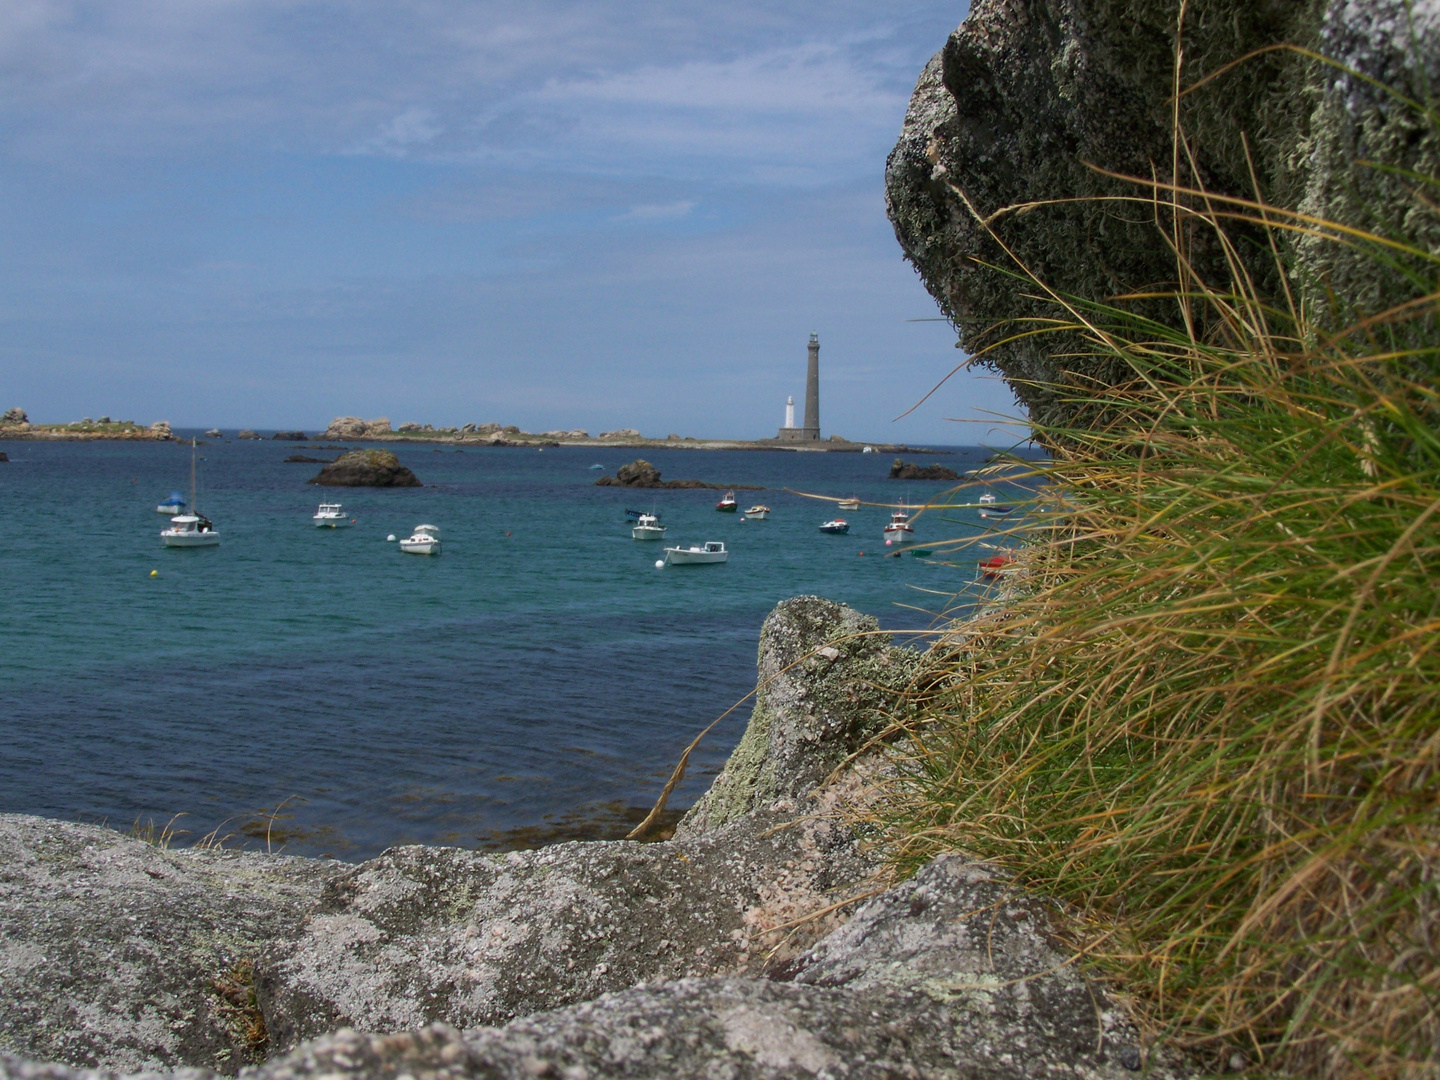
[716,490,737,512]
[977,552,1019,578]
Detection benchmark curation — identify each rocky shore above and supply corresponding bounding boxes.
[0,409,173,441]
[0,597,1187,1080]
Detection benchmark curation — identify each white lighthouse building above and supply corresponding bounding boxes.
[784,395,795,430]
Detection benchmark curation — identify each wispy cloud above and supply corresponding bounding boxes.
[613,200,695,222]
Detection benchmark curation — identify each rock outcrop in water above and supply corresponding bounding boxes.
[594,459,761,490]
[885,0,1440,428]
[322,417,392,440]
[306,449,420,487]
[889,457,959,481]
[0,596,1191,1079]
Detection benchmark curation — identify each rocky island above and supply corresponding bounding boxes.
[306,449,421,487]
[0,408,174,441]
[593,459,763,490]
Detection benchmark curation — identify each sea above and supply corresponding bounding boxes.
[0,435,1017,860]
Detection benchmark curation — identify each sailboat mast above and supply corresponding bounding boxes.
[190,438,197,513]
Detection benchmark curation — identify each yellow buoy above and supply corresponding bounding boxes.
[150,569,159,577]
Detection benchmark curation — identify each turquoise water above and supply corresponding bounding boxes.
[0,436,1013,858]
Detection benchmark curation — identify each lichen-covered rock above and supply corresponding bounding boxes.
[1,408,27,426]
[4,857,1190,1080]
[681,597,919,834]
[0,816,344,1074]
[321,417,391,440]
[270,432,306,441]
[148,421,173,440]
[306,450,420,487]
[885,0,1438,427]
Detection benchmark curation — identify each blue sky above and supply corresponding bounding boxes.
[0,1,1017,443]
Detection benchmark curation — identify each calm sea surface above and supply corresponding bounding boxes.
[0,436,1015,859]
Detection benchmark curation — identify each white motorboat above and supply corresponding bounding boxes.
[743,505,770,520]
[313,502,352,527]
[156,491,187,515]
[819,519,849,534]
[399,524,441,554]
[837,497,860,511]
[883,506,916,544]
[160,440,219,547]
[978,492,1015,518]
[662,541,728,565]
[632,513,667,540]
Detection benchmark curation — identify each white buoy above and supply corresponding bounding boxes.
[386,534,396,542]
[655,559,664,568]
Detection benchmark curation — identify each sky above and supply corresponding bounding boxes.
[0,1,1021,443]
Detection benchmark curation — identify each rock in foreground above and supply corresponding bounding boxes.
[0,817,343,1073]
[307,450,420,487]
[889,457,959,480]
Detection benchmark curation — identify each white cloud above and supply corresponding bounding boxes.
[356,108,443,156]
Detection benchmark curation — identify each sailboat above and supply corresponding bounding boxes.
[160,439,220,548]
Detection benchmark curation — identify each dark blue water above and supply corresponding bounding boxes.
[0,436,1014,858]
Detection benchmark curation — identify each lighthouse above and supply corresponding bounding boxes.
[775,334,821,441]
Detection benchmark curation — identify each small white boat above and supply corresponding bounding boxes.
[743,505,770,519]
[156,491,187,515]
[312,502,352,528]
[819,519,849,534]
[837,497,860,511]
[161,513,220,547]
[632,513,667,540]
[716,491,737,512]
[663,541,728,565]
[884,506,916,544]
[160,440,219,547]
[978,492,1015,519]
[399,524,441,554]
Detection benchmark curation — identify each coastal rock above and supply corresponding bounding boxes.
[306,450,420,487]
[321,417,391,440]
[681,596,920,834]
[889,457,959,480]
[283,455,334,464]
[0,855,1180,1080]
[598,428,642,440]
[1,408,27,426]
[271,431,306,441]
[594,459,761,491]
[395,422,422,433]
[237,430,261,441]
[149,421,174,440]
[0,452,8,462]
[0,815,344,1073]
[884,0,1437,427]
[204,429,221,438]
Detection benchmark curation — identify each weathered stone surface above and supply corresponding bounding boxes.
[203,430,221,438]
[598,428,642,439]
[682,596,920,834]
[271,432,306,441]
[615,459,661,486]
[885,0,1438,427]
[236,430,260,441]
[1,408,27,425]
[321,418,391,440]
[3,857,1189,1080]
[148,422,173,440]
[889,457,959,480]
[306,450,420,488]
[0,816,344,1074]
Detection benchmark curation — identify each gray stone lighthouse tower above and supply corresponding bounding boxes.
[801,332,820,440]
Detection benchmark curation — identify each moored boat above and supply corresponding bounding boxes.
[312,502,352,527]
[156,492,187,515]
[160,440,219,547]
[837,497,860,511]
[819,518,849,534]
[662,541,728,565]
[978,492,1015,518]
[743,505,769,519]
[631,513,666,540]
[978,552,1020,578]
[716,491,737,512]
[883,506,916,544]
[399,524,441,554]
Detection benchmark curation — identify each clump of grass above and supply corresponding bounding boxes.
[127,813,188,849]
[211,958,268,1056]
[882,64,1440,1080]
